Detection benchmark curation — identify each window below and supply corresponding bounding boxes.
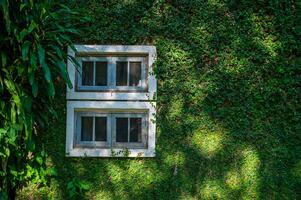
[75,111,148,148]
[81,60,108,86]
[66,45,156,157]
[77,57,147,91]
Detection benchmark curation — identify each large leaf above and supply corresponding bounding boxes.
[1,52,7,67]
[22,41,31,60]
[27,21,37,33]
[31,78,38,97]
[47,80,55,97]
[57,60,72,89]
[0,0,84,194]
[50,45,63,59]
[29,51,38,70]
[19,29,28,41]
[37,44,51,82]
[0,0,11,33]
[68,55,81,72]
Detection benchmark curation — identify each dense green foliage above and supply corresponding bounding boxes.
[18,0,300,199]
[0,0,84,198]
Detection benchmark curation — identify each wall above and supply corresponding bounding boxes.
[18,0,301,199]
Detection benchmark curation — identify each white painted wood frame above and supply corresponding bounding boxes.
[66,101,156,157]
[67,45,157,101]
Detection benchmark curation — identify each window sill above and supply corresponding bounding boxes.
[66,92,156,101]
[66,148,155,157]
[75,86,148,93]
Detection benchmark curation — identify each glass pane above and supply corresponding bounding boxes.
[129,62,142,86]
[116,61,128,86]
[95,61,108,86]
[95,117,107,141]
[130,118,142,142]
[116,118,128,142]
[82,61,94,86]
[81,117,93,141]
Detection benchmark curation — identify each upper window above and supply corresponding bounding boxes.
[67,45,157,101]
[76,56,147,92]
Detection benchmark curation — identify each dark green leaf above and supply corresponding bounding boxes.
[27,21,37,33]
[57,60,72,89]
[19,29,28,41]
[47,81,55,97]
[37,44,51,82]
[22,41,31,60]
[1,52,7,67]
[0,0,11,33]
[68,55,80,72]
[31,79,38,97]
[50,45,63,59]
[29,51,37,69]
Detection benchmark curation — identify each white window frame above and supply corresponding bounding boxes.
[76,56,147,91]
[74,111,148,149]
[75,112,111,148]
[67,45,157,101]
[66,45,156,157]
[66,101,156,157]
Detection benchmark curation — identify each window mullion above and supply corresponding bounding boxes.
[78,59,82,87]
[111,114,116,146]
[127,117,130,142]
[77,114,81,144]
[143,115,147,145]
[127,61,130,86]
[142,59,146,88]
[107,114,112,147]
[112,57,116,87]
[108,57,112,87]
[92,116,95,142]
[93,61,96,86]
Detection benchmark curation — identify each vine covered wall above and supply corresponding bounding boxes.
[18,0,301,199]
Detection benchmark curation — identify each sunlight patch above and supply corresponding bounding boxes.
[191,129,224,158]
[200,180,228,199]
[225,170,241,190]
[168,95,184,119]
[179,193,197,200]
[163,151,185,167]
[241,146,260,200]
[105,161,163,197]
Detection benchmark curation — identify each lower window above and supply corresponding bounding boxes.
[75,111,148,148]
